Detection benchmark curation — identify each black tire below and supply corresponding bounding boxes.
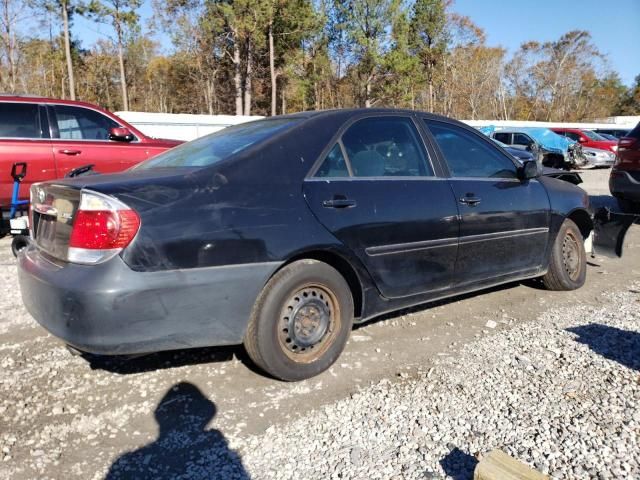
[11,235,29,257]
[244,259,354,381]
[541,219,586,291]
[616,197,640,214]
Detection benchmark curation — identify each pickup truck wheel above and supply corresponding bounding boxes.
[542,219,586,291]
[244,259,354,381]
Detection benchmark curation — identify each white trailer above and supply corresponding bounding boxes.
[114,111,264,141]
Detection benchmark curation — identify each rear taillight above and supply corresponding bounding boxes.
[68,190,140,264]
[618,137,637,150]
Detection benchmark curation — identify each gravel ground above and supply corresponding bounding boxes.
[238,287,640,480]
[1,168,639,479]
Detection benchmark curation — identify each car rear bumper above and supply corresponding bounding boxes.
[18,247,281,355]
[585,157,615,167]
[610,169,640,201]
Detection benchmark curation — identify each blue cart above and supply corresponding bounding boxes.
[0,162,30,256]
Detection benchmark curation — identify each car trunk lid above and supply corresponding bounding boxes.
[30,183,81,261]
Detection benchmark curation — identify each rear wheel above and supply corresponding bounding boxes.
[244,259,354,381]
[541,219,586,291]
[11,235,29,257]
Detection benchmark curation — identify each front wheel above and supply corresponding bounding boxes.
[541,219,586,291]
[244,259,354,381]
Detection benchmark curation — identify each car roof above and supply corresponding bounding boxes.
[0,94,111,110]
[273,108,469,131]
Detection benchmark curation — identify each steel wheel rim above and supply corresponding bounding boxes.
[562,230,582,281]
[278,284,341,363]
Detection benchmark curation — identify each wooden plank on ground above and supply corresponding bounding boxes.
[474,449,549,480]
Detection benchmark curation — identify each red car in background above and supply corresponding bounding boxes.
[0,95,182,205]
[610,122,640,209]
[551,127,618,154]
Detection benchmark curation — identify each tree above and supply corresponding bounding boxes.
[334,0,400,108]
[409,0,447,112]
[615,74,640,115]
[0,0,32,92]
[34,0,83,99]
[267,0,317,115]
[86,0,141,110]
[380,9,419,108]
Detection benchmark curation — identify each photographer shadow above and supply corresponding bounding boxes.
[105,382,250,480]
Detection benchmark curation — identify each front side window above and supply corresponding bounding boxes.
[425,120,518,179]
[0,103,41,138]
[513,133,533,146]
[340,117,432,178]
[53,105,119,140]
[137,118,299,169]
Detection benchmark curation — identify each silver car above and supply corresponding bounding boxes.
[582,147,615,168]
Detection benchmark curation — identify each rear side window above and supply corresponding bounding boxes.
[315,144,350,177]
[340,117,433,177]
[425,120,517,179]
[563,131,581,142]
[53,105,119,140]
[137,118,299,169]
[0,103,41,138]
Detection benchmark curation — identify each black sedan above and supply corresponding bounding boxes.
[19,109,602,380]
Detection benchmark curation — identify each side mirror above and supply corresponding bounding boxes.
[108,126,134,142]
[520,160,538,180]
[578,137,587,143]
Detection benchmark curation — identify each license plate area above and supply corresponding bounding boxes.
[30,184,81,260]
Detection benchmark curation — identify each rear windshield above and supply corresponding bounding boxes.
[136,118,299,169]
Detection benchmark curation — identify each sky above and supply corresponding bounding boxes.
[73,0,640,87]
[452,0,640,87]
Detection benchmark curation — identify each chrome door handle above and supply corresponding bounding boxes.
[322,198,357,209]
[459,197,481,206]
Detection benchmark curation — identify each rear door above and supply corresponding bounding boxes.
[303,115,459,299]
[0,102,55,205]
[423,119,550,285]
[493,132,512,145]
[48,104,151,176]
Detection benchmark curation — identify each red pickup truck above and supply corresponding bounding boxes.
[0,95,182,205]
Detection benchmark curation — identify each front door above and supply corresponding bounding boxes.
[423,119,550,285]
[48,104,150,177]
[303,115,459,299]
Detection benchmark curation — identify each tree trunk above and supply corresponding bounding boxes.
[1,0,16,91]
[233,36,242,115]
[428,81,433,112]
[115,20,129,111]
[269,22,277,116]
[244,39,253,116]
[364,77,372,108]
[61,0,75,100]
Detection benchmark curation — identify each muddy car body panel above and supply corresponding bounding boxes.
[16,109,631,356]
